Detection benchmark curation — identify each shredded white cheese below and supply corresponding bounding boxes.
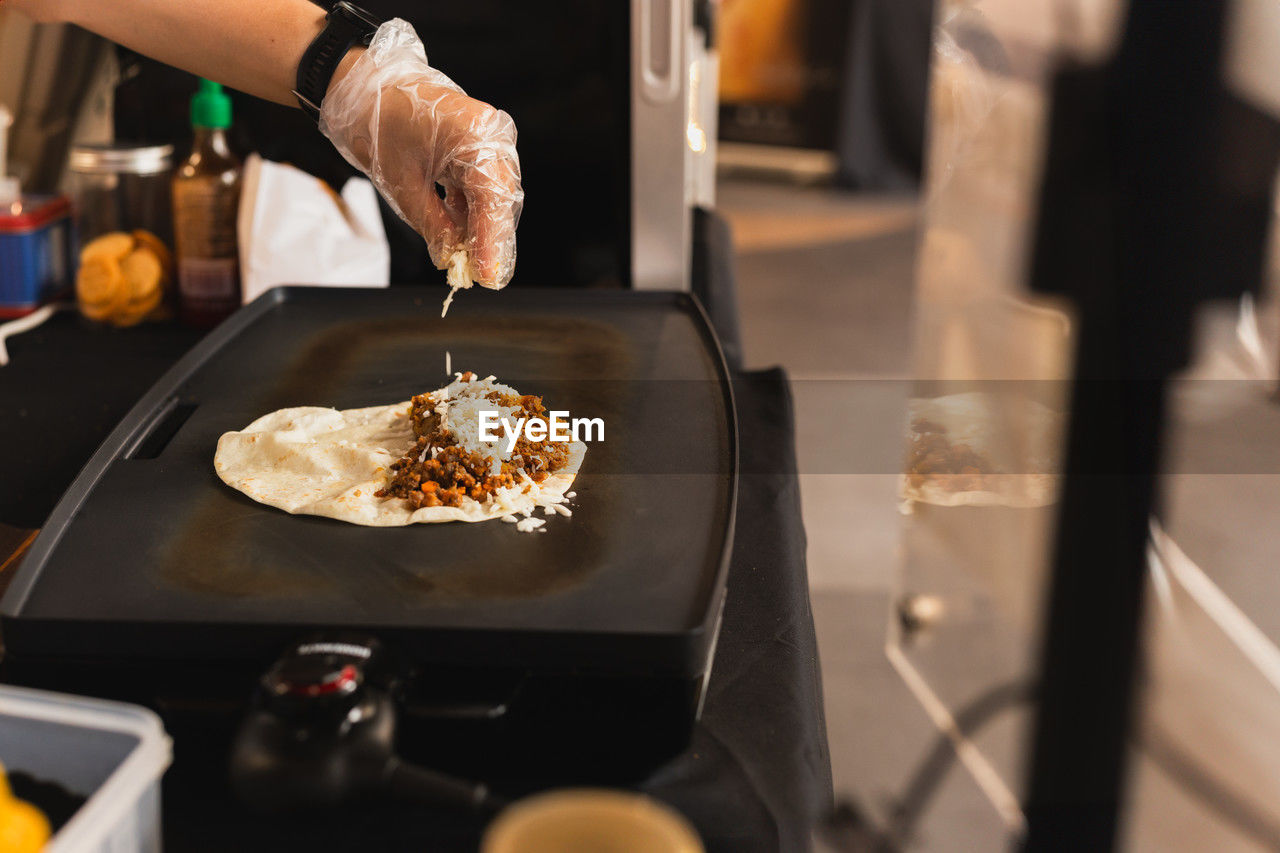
[440,250,473,318]
[429,375,521,464]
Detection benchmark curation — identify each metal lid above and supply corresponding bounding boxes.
[68,143,174,175]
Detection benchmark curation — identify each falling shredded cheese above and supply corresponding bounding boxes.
[440,250,473,318]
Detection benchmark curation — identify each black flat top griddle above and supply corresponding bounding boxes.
[2,288,736,678]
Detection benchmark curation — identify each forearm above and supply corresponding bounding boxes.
[8,0,523,287]
[10,0,349,106]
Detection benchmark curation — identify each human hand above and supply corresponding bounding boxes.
[320,19,523,289]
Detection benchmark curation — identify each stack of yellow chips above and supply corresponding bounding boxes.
[75,230,173,327]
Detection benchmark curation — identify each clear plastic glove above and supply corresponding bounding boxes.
[320,19,523,290]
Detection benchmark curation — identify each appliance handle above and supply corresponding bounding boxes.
[636,0,681,103]
[383,755,506,815]
[122,397,198,460]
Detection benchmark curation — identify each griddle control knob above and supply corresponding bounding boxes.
[273,661,358,697]
[261,640,372,717]
[233,635,502,815]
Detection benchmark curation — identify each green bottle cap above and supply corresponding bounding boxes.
[190,79,232,129]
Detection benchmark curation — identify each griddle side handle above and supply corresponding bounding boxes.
[122,398,198,460]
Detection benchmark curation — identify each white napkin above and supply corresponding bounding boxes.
[237,154,390,304]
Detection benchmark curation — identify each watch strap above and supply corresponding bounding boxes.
[294,1,382,122]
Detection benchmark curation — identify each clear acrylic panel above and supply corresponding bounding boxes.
[890,0,1280,848]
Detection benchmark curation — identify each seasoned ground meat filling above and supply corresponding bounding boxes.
[484,391,570,481]
[906,417,994,493]
[375,374,571,509]
[379,444,517,509]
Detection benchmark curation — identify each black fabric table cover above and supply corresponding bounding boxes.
[0,317,831,851]
[642,367,834,851]
[0,313,206,529]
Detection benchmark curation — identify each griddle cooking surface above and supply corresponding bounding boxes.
[3,289,736,676]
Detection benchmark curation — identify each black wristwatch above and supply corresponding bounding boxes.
[294,1,383,122]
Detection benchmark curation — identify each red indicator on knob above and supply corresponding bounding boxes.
[284,663,358,697]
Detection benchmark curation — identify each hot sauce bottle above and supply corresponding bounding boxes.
[172,80,242,326]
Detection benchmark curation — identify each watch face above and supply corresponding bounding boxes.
[335,2,382,31]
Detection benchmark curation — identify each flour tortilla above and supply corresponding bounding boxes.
[901,392,1061,508]
[215,398,585,527]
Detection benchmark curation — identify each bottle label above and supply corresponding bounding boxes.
[179,257,239,301]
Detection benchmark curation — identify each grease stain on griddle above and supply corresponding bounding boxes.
[160,475,342,599]
[255,315,630,413]
[160,452,604,605]
[372,520,599,600]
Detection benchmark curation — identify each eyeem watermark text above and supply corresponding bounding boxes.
[478,411,604,452]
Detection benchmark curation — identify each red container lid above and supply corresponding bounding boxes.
[0,195,72,232]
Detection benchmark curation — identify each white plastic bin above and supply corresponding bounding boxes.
[0,685,171,852]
